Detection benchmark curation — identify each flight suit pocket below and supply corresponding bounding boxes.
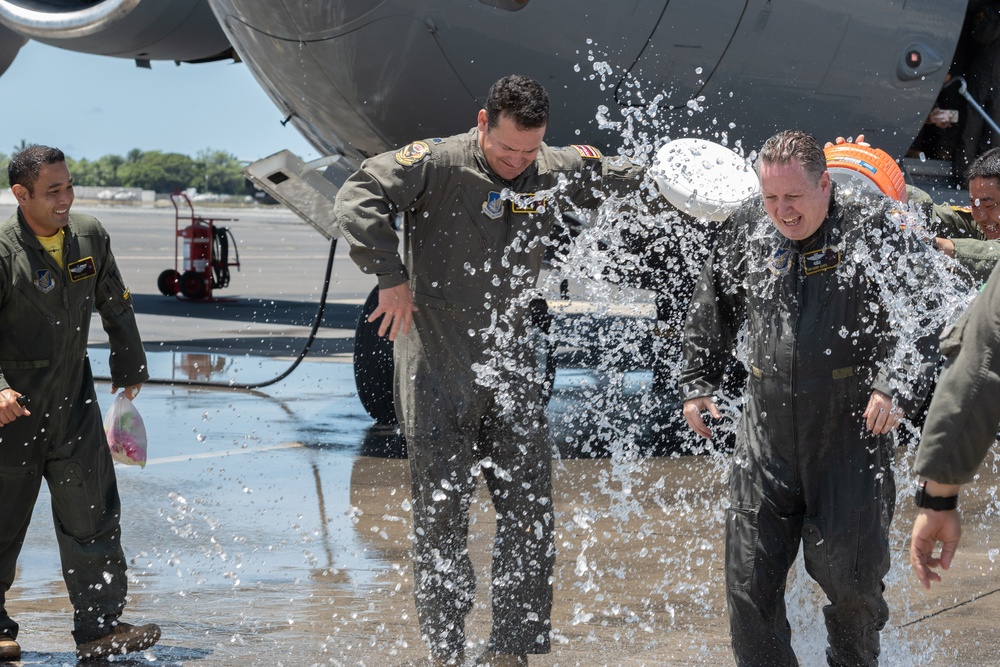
[0,359,50,370]
[99,268,131,316]
[939,311,968,357]
[850,502,889,586]
[725,503,760,592]
[48,460,106,539]
[0,463,41,536]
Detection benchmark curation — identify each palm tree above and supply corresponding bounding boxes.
[106,154,124,186]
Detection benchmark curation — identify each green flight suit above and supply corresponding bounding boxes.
[914,260,1000,483]
[0,210,148,645]
[336,128,645,659]
[908,185,1000,284]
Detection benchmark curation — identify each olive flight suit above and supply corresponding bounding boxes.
[0,211,148,645]
[915,260,1000,483]
[679,185,939,666]
[908,184,1000,285]
[336,128,645,659]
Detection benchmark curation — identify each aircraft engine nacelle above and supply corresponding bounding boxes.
[0,19,25,77]
[0,0,231,63]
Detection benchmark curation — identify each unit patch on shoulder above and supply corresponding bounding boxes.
[395,141,431,167]
[34,269,55,293]
[571,144,602,159]
[68,256,97,282]
[483,191,504,220]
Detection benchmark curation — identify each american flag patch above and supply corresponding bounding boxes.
[571,144,602,159]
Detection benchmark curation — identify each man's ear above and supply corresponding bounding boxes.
[10,184,28,205]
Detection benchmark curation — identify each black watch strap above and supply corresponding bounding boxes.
[914,481,959,511]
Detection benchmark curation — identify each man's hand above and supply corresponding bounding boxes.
[370,283,418,341]
[683,396,721,439]
[934,237,956,257]
[824,134,869,148]
[863,390,904,434]
[112,384,142,401]
[911,507,962,590]
[927,107,957,129]
[0,388,30,426]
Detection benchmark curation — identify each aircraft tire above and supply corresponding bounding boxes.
[354,285,397,425]
[179,270,208,300]
[157,269,180,296]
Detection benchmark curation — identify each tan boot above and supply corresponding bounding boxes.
[475,651,527,667]
[0,636,20,662]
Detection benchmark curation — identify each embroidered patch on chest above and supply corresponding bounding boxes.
[34,269,56,293]
[483,191,504,220]
[68,256,97,282]
[511,193,545,214]
[768,248,791,276]
[802,247,840,275]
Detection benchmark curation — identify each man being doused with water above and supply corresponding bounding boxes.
[679,130,941,666]
[335,75,647,667]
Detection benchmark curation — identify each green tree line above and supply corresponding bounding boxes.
[0,145,251,195]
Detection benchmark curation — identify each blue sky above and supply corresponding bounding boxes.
[0,40,320,163]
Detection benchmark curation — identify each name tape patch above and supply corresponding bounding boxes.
[68,256,97,282]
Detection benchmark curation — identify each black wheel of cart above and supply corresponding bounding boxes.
[179,270,207,300]
[157,269,180,296]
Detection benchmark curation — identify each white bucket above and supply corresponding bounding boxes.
[650,138,759,221]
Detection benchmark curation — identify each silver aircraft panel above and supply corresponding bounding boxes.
[208,0,967,174]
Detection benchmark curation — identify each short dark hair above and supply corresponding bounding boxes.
[485,75,549,130]
[756,130,827,186]
[8,145,66,195]
[966,147,1000,183]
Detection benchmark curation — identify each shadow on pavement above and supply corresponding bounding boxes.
[130,293,363,330]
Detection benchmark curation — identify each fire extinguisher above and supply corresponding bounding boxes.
[179,220,213,299]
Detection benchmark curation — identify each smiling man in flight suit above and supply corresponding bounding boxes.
[680,130,940,666]
[0,145,159,661]
[335,75,649,667]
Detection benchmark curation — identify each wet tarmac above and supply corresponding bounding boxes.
[4,204,1000,665]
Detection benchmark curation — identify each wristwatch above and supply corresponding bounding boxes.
[914,481,959,511]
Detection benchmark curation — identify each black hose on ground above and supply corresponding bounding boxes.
[96,236,338,391]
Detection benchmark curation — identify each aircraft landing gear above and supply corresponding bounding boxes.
[353,286,397,425]
[351,286,557,426]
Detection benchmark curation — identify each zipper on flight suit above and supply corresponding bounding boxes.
[788,245,802,489]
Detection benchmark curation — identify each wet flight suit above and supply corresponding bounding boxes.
[679,184,938,666]
[0,210,148,645]
[336,128,644,659]
[915,259,1000,484]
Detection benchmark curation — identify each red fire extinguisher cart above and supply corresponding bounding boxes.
[158,192,241,299]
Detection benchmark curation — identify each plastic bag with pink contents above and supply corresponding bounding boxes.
[104,393,148,468]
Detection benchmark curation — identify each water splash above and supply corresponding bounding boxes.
[461,47,979,664]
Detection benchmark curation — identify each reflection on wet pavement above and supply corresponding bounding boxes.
[8,351,1000,665]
